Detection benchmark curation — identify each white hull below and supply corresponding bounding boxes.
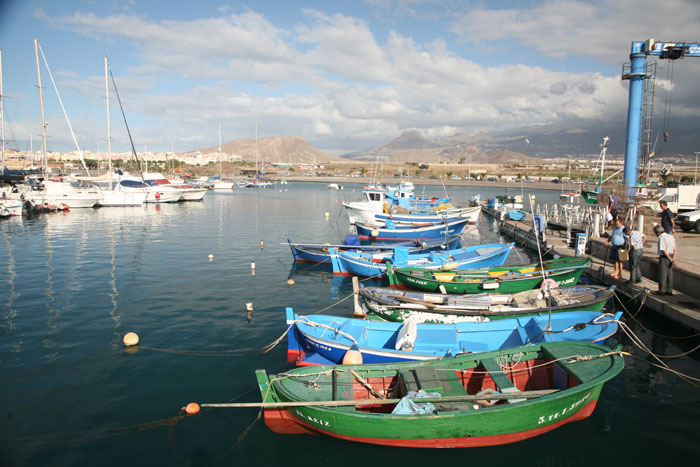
[212,182,235,191]
[99,190,148,207]
[144,188,182,203]
[344,203,481,225]
[0,198,23,216]
[178,188,208,201]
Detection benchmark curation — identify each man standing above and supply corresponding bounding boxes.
[607,191,619,229]
[625,226,646,283]
[653,224,677,296]
[659,200,675,234]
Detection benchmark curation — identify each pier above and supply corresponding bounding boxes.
[483,204,700,332]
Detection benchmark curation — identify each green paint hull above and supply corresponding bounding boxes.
[360,285,613,324]
[386,257,591,294]
[256,341,623,448]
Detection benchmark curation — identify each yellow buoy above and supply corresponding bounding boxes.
[246,302,254,312]
[370,229,379,237]
[185,402,201,416]
[287,279,295,286]
[342,344,363,365]
[123,332,139,347]
[324,212,330,219]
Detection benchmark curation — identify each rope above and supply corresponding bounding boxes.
[613,290,700,339]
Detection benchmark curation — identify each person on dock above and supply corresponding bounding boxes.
[624,226,646,284]
[606,217,626,279]
[659,200,675,234]
[653,224,676,296]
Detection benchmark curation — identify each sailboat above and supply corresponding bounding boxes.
[80,56,147,207]
[0,50,23,216]
[245,123,274,188]
[14,39,102,209]
[212,124,235,191]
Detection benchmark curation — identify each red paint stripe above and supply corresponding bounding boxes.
[267,399,600,448]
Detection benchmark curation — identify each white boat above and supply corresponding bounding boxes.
[328,183,343,190]
[212,124,235,191]
[0,196,22,216]
[19,178,101,209]
[142,172,208,201]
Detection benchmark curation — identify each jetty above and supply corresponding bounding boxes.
[482,203,700,332]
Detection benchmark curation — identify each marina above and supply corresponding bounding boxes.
[1,183,699,465]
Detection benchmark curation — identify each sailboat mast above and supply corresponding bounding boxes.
[255,122,258,177]
[34,39,48,173]
[1,49,5,173]
[218,124,222,178]
[105,56,112,173]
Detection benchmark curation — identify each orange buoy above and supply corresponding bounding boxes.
[155,192,161,199]
[342,344,363,365]
[123,332,140,347]
[287,279,295,286]
[185,402,201,415]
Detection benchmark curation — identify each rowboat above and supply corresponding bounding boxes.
[507,209,527,221]
[256,340,624,447]
[358,285,615,323]
[329,243,513,277]
[386,256,591,294]
[285,307,622,366]
[354,217,469,242]
[287,235,463,264]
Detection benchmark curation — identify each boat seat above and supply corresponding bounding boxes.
[332,369,356,401]
[399,366,473,412]
[479,358,526,403]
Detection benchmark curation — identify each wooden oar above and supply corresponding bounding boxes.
[194,389,559,409]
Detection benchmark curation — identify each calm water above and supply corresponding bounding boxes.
[1,182,698,466]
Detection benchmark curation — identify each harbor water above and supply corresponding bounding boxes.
[1,182,698,466]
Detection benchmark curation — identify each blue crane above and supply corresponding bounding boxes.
[623,39,700,193]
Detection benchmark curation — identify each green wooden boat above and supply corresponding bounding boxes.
[255,341,624,448]
[359,284,614,323]
[386,256,591,294]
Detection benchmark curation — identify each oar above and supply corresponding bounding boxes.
[191,389,559,410]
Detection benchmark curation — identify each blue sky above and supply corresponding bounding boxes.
[1,0,699,155]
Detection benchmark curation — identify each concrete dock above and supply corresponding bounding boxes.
[483,205,700,332]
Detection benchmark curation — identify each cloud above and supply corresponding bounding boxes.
[30,3,675,154]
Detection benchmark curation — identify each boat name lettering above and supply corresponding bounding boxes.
[557,277,576,286]
[308,341,332,352]
[537,392,591,425]
[295,409,330,427]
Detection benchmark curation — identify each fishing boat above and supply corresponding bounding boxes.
[559,192,581,204]
[257,340,624,447]
[358,285,615,323]
[285,307,622,366]
[329,243,513,277]
[287,235,463,264]
[354,217,469,242]
[386,256,591,294]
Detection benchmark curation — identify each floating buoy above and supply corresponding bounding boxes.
[342,344,363,365]
[324,212,330,219]
[155,192,161,199]
[334,199,338,204]
[260,241,264,249]
[246,302,254,312]
[440,262,460,271]
[287,279,295,286]
[185,402,201,416]
[370,229,379,237]
[251,262,256,275]
[208,254,214,260]
[251,262,256,269]
[123,332,139,347]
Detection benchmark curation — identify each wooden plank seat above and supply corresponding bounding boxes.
[479,358,526,403]
[399,366,472,412]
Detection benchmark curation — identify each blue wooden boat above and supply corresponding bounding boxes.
[373,204,481,225]
[285,307,623,366]
[355,218,469,242]
[329,243,513,277]
[287,235,463,264]
[507,209,527,221]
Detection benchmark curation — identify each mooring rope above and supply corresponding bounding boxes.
[613,290,700,339]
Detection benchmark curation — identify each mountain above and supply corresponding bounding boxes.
[188,135,344,164]
[341,116,700,163]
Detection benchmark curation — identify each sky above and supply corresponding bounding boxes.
[0,0,699,156]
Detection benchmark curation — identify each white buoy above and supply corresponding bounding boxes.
[246,302,254,312]
[371,229,379,237]
[123,332,139,347]
[260,241,264,249]
[287,279,295,286]
[208,254,214,260]
[324,212,330,219]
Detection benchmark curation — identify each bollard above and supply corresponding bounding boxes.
[592,213,600,238]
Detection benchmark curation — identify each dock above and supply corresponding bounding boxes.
[482,204,700,332]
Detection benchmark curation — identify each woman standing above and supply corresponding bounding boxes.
[607,217,626,279]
